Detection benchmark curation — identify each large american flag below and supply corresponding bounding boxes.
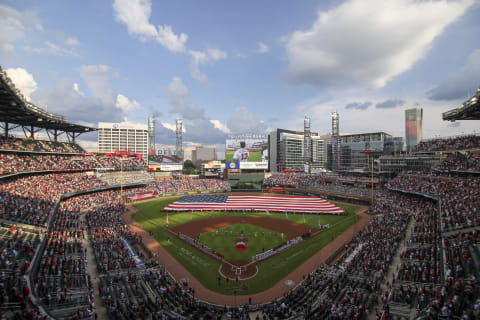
[163,195,345,215]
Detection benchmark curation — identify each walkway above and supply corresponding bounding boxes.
[122,204,372,306]
[367,213,416,320]
[80,212,109,320]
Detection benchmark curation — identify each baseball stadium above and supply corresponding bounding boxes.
[1,1,480,319]
[1,62,479,320]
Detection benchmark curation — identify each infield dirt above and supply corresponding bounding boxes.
[170,215,312,240]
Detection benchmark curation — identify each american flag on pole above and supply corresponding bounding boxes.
[163,195,345,215]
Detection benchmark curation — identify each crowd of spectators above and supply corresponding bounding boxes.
[95,156,147,170]
[0,152,148,176]
[0,153,99,175]
[0,135,84,153]
[1,132,478,319]
[121,178,231,198]
[0,224,42,319]
[33,214,93,319]
[387,174,480,232]
[0,173,108,226]
[264,173,377,198]
[97,171,153,185]
[412,134,480,152]
[434,152,480,172]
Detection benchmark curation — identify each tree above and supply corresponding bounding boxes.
[184,160,195,169]
[182,168,196,175]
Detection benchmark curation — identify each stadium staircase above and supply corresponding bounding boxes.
[376,216,416,320]
[81,212,109,320]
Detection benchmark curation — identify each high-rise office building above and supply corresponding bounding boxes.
[269,129,325,172]
[98,122,149,159]
[192,146,217,168]
[405,108,423,152]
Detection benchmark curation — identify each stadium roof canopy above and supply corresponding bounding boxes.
[0,66,96,142]
[442,88,480,121]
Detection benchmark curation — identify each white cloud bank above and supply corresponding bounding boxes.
[284,0,474,88]
[113,0,188,53]
[5,68,38,100]
[189,48,227,83]
[6,65,141,124]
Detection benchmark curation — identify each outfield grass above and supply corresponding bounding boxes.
[199,224,284,261]
[133,197,361,296]
[225,151,263,162]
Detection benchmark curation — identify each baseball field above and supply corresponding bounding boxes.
[132,196,360,296]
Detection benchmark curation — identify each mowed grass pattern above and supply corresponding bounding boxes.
[199,224,285,261]
[133,196,361,296]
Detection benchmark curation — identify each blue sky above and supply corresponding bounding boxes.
[1,0,480,155]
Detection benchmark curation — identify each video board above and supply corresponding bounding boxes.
[225,134,268,164]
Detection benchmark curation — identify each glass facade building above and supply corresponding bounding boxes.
[338,132,393,172]
[269,129,325,172]
[405,108,424,152]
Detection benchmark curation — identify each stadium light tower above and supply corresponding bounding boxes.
[148,114,156,155]
[304,116,311,173]
[176,119,183,163]
[332,112,340,171]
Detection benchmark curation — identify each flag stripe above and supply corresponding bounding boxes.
[163,195,345,215]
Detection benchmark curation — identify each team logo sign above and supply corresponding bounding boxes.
[226,162,239,169]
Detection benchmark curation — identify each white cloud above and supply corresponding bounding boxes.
[116,120,147,130]
[112,0,187,53]
[79,65,116,106]
[184,119,228,145]
[284,0,475,88]
[166,76,205,119]
[73,83,83,95]
[0,4,81,56]
[5,67,38,100]
[161,122,176,131]
[257,42,269,54]
[210,119,231,134]
[428,49,480,100]
[64,36,80,46]
[28,65,139,124]
[156,25,188,53]
[226,107,268,134]
[116,94,140,113]
[161,122,186,133]
[189,48,227,82]
[25,41,79,57]
[163,78,229,144]
[0,5,40,52]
